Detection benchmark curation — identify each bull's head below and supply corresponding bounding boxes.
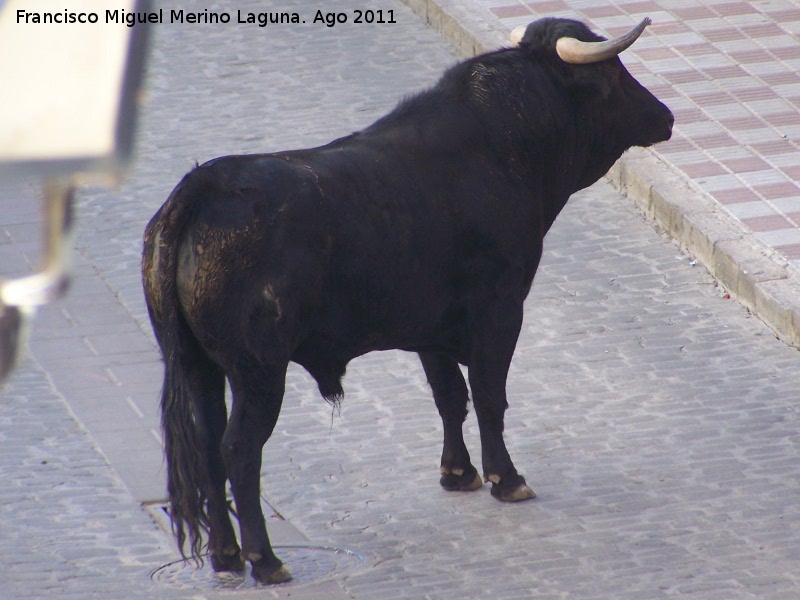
[508,17,673,155]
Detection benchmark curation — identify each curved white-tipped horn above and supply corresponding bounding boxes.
[510,25,527,46]
[556,17,651,64]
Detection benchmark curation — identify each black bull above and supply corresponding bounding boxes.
[143,17,673,583]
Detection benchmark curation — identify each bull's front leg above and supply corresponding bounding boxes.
[468,300,536,502]
[419,351,483,492]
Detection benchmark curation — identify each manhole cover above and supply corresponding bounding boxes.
[150,545,365,590]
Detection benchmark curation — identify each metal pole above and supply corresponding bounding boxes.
[0,177,75,382]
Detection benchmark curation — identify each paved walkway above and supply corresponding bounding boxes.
[1,0,799,598]
[408,0,800,346]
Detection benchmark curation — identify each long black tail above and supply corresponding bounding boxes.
[143,172,213,562]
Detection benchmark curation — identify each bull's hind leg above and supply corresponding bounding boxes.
[187,358,244,572]
[178,340,244,571]
[419,351,483,492]
[222,362,291,584]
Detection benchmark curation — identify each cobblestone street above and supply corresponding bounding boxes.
[1,0,799,598]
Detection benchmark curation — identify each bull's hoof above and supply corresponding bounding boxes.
[210,547,245,572]
[489,475,536,502]
[250,558,292,585]
[440,465,483,492]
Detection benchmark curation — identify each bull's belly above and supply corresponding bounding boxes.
[298,319,465,362]
[291,312,468,396]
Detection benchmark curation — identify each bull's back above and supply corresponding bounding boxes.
[147,144,505,369]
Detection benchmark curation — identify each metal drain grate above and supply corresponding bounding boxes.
[150,545,365,590]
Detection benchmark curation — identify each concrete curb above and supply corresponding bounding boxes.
[401,0,800,348]
[401,0,506,56]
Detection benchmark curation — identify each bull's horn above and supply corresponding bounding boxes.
[556,17,651,64]
[510,25,527,46]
